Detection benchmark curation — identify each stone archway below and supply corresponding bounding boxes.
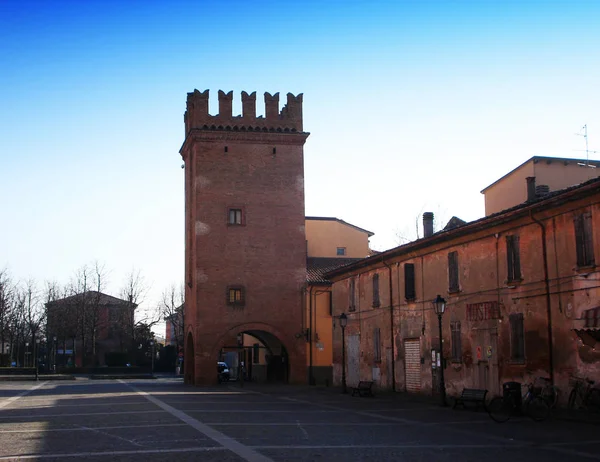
[189,322,303,385]
[184,332,195,385]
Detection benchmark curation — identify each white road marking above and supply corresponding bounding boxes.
[77,424,145,447]
[296,420,309,439]
[121,380,275,462]
[0,409,165,419]
[0,381,47,410]
[0,447,226,460]
[0,423,187,433]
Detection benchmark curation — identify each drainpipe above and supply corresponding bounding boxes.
[382,259,397,392]
[308,286,314,385]
[530,211,555,385]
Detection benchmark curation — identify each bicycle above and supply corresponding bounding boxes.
[488,382,550,423]
[535,376,559,409]
[568,377,600,412]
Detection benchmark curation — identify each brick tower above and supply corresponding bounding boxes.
[180,89,309,385]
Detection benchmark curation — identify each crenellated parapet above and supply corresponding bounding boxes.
[184,89,304,134]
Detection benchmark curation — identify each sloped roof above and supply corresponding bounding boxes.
[305,216,375,237]
[480,155,600,193]
[46,291,136,307]
[325,176,600,279]
[307,257,364,284]
[443,216,467,231]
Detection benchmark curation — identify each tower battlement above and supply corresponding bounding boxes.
[184,89,304,134]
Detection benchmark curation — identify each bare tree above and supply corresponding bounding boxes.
[0,269,14,366]
[160,283,185,352]
[119,268,158,362]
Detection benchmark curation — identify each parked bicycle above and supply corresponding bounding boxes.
[535,376,559,409]
[488,382,549,423]
[568,376,600,412]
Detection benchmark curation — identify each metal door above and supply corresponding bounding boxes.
[347,334,360,387]
[405,339,421,393]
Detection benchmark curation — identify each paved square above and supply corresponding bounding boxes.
[0,378,599,461]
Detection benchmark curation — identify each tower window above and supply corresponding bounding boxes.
[337,247,346,256]
[228,208,244,225]
[227,286,245,306]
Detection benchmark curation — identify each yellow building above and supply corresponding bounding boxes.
[481,156,600,216]
[304,216,374,385]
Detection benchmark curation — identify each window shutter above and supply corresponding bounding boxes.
[372,273,380,307]
[448,252,459,292]
[404,263,415,300]
[374,327,381,362]
[584,212,595,266]
[513,236,521,280]
[506,236,515,281]
[574,215,586,267]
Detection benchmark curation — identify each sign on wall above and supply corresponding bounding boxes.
[467,301,500,321]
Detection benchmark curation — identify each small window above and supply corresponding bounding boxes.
[227,286,245,306]
[404,263,416,301]
[506,235,522,282]
[349,278,356,312]
[448,251,459,293]
[336,247,346,256]
[574,212,595,267]
[372,273,380,307]
[228,208,243,225]
[509,313,525,361]
[450,321,461,362]
[373,327,381,362]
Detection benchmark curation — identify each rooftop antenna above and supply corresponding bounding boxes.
[575,124,598,168]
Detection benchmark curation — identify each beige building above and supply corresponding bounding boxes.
[305,216,374,258]
[481,156,600,216]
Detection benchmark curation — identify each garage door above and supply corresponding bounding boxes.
[405,339,421,393]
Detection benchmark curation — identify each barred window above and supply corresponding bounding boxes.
[574,212,595,267]
[227,286,245,306]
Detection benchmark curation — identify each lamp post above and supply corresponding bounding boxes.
[35,338,40,381]
[432,295,447,407]
[53,337,57,373]
[149,341,155,375]
[25,342,29,368]
[339,313,348,394]
[237,333,244,387]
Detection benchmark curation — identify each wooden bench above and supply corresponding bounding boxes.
[453,388,488,410]
[352,381,375,397]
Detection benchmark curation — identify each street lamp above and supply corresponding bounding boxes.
[339,313,348,394]
[237,333,244,386]
[53,337,57,373]
[35,338,40,381]
[149,341,155,375]
[25,342,29,368]
[432,295,447,407]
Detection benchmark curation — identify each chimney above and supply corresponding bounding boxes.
[536,184,550,197]
[423,212,434,238]
[526,177,536,201]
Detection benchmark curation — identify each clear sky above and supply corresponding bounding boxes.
[1,0,599,327]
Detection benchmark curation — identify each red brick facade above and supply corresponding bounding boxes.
[180,89,309,385]
[327,179,600,402]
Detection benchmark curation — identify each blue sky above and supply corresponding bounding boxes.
[1,0,599,325]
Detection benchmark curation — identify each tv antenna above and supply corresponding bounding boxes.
[574,124,599,168]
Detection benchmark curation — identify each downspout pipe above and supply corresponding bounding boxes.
[382,259,397,392]
[308,285,314,385]
[530,211,555,385]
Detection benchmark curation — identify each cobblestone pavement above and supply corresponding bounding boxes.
[0,378,599,461]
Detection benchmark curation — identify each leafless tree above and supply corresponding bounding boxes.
[159,283,185,352]
[119,268,158,358]
[0,269,14,366]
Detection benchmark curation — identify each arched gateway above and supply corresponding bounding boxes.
[180,89,309,385]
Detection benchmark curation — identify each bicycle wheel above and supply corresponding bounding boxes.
[527,396,549,421]
[488,396,512,423]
